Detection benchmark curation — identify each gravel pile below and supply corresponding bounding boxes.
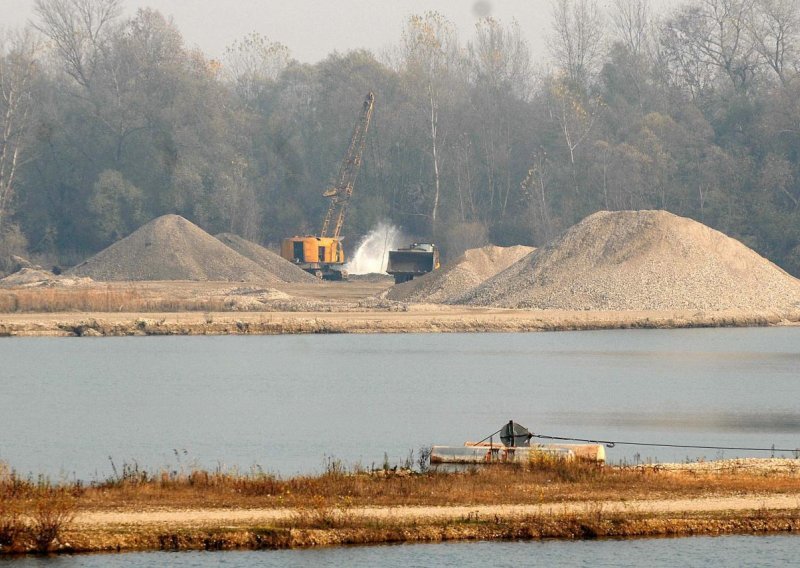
[387,245,535,303]
[458,210,800,311]
[68,215,279,282]
[1,267,95,287]
[0,268,57,286]
[215,233,317,283]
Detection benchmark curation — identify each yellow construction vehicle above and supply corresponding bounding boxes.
[281,92,375,280]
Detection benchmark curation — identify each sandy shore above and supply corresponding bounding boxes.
[51,493,800,554]
[75,494,800,527]
[1,307,798,336]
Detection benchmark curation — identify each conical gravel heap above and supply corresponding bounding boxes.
[388,245,535,303]
[458,210,800,311]
[215,233,317,283]
[69,215,279,282]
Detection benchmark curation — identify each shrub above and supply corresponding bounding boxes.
[0,224,28,276]
[31,489,76,552]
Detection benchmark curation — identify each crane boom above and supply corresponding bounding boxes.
[280,92,374,280]
[320,92,375,239]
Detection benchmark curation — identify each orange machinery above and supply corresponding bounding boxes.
[281,92,375,280]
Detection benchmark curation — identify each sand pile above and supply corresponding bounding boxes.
[69,215,279,282]
[215,233,317,283]
[459,210,800,311]
[388,245,535,303]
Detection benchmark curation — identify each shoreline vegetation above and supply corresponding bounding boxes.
[2,458,800,555]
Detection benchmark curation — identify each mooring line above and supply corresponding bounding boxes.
[532,433,799,453]
[475,428,504,445]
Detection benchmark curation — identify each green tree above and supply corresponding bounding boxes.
[89,169,144,243]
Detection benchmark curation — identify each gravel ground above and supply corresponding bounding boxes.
[459,210,800,311]
[67,215,281,283]
[635,458,800,475]
[387,245,534,303]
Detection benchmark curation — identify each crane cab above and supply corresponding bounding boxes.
[281,236,346,280]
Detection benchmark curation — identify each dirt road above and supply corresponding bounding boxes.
[75,494,800,528]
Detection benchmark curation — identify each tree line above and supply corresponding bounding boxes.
[1,0,799,275]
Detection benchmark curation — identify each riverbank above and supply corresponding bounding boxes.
[1,279,798,336]
[3,459,800,555]
[58,505,800,553]
[1,307,799,336]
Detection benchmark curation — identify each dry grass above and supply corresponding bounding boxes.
[0,287,229,313]
[0,467,77,553]
[21,457,796,513]
[4,459,800,554]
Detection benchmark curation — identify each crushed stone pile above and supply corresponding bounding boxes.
[215,233,317,283]
[458,210,800,311]
[387,245,535,303]
[0,268,55,286]
[68,215,280,282]
[0,267,93,288]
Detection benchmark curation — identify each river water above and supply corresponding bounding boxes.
[0,535,798,566]
[1,328,799,479]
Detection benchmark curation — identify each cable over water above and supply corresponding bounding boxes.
[532,433,800,453]
[473,424,799,454]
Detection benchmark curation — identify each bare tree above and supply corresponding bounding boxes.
[0,31,40,233]
[549,0,606,90]
[661,0,761,94]
[548,77,601,195]
[223,32,291,104]
[33,0,122,88]
[749,0,800,84]
[402,11,460,237]
[469,18,533,218]
[470,17,531,98]
[610,0,651,57]
[609,0,656,114]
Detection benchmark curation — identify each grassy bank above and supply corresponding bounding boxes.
[2,458,800,555]
[53,511,800,554]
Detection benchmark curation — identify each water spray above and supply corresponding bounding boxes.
[346,222,405,275]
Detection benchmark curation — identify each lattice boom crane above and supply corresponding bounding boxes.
[321,91,375,239]
[280,92,375,280]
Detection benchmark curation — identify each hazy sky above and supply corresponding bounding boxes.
[2,0,556,63]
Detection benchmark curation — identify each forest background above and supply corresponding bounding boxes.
[1,0,799,276]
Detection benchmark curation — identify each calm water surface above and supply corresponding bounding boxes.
[1,328,799,478]
[1,536,798,567]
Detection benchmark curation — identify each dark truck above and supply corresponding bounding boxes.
[387,243,440,284]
